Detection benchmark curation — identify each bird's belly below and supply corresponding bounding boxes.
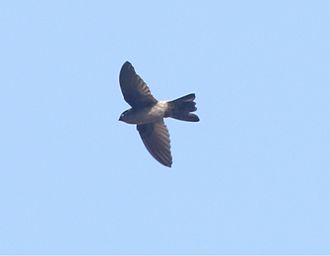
[130,104,167,124]
[136,109,164,124]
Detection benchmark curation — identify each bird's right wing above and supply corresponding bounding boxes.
[137,120,172,167]
[119,61,158,108]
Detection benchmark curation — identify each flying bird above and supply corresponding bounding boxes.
[118,61,199,167]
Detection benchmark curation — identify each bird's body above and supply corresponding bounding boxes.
[118,61,199,167]
[119,101,168,125]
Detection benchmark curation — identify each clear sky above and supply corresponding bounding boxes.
[0,0,329,254]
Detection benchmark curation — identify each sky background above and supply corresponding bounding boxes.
[0,0,329,254]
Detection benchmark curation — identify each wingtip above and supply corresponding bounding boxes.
[160,158,172,168]
[120,61,135,81]
[120,61,133,71]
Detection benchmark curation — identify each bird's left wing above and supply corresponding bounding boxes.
[137,120,172,167]
[119,61,158,108]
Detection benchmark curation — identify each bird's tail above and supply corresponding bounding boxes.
[166,93,199,122]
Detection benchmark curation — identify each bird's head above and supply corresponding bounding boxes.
[118,110,128,122]
[118,109,137,124]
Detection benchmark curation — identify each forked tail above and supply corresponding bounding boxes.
[166,93,199,122]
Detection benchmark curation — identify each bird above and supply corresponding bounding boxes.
[118,61,199,167]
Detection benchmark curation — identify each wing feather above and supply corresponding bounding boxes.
[119,61,157,108]
[137,120,172,167]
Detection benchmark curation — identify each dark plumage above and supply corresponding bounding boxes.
[118,61,199,167]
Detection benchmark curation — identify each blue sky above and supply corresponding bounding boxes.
[0,0,329,254]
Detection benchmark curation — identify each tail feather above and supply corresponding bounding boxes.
[167,93,199,122]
